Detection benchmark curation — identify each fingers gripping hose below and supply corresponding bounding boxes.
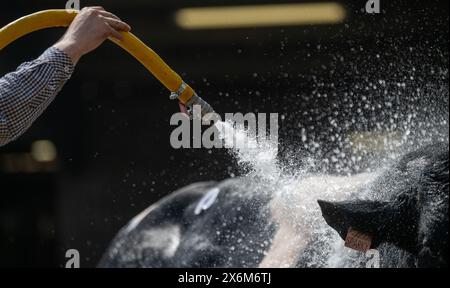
[0,9,214,116]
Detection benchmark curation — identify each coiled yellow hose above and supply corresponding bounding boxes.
[0,9,195,105]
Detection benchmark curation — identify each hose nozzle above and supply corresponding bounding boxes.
[170,82,215,118]
[184,93,215,117]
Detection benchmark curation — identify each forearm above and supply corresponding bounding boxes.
[0,47,74,146]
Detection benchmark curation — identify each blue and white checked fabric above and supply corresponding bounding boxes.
[0,47,74,146]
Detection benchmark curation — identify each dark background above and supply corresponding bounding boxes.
[0,0,448,267]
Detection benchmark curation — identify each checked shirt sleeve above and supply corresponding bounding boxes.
[0,47,74,146]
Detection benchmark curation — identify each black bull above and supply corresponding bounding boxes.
[99,143,448,268]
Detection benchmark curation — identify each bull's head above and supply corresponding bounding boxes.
[317,193,419,253]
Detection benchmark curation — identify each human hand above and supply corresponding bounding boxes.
[53,7,131,64]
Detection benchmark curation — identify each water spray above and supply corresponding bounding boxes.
[0,9,215,117]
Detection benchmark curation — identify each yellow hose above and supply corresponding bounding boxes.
[0,9,195,104]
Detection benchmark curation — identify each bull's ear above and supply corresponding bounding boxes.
[317,199,388,248]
